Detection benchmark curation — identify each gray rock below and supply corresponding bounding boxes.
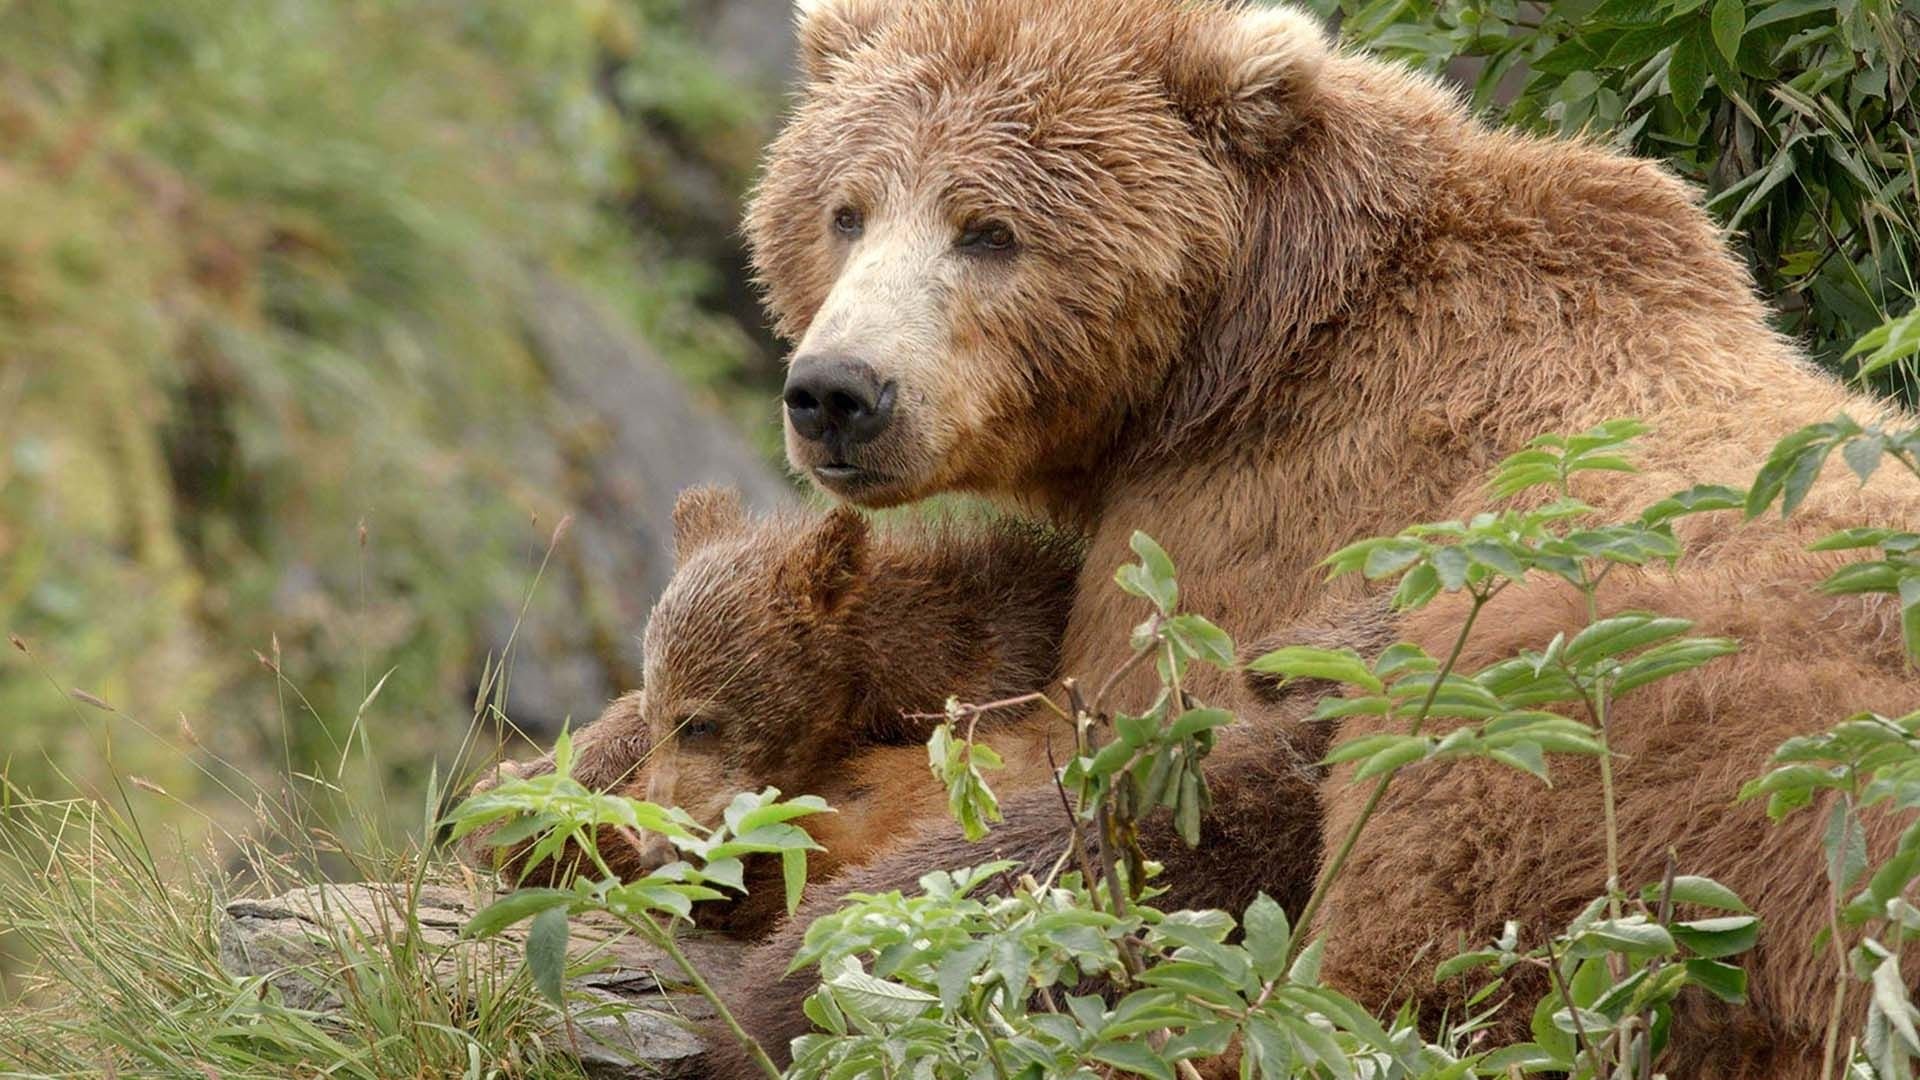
[474,271,796,740]
[218,882,751,1078]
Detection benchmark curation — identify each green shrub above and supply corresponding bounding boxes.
[1298,0,1920,400]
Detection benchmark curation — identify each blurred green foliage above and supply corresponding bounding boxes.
[0,0,772,826]
[1307,0,1920,399]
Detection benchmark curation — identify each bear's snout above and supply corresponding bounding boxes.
[783,354,896,455]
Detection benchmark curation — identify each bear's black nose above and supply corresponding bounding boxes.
[783,356,895,447]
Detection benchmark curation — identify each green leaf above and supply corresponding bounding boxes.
[1165,614,1236,669]
[1612,637,1741,694]
[1464,539,1528,580]
[1672,915,1760,958]
[1274,985,1394,1049]
[1822,560,1903,595]
[1826,800,1868,894]
[1246,646,1384,692]
[825,958,938,1024]
[527,904,569,1006]
[1325,736,1419,768]
[1352,736,1434,781]
[1138,961,1246,1008]
[1393,562,1443,609]
[1481,1043,1569,1071]
[1710,0,1746,63]
[1846,308,1920,382]
[1746,0,1830,29]
[1242,1014,1294,1075]
[1243,893,1291,982]
[1363,539,1427,579]
[1684,958,1749,1002]
[1552,1005,1615,1037]
[1529,991,1577,1063]
[1288,936,1324,987]
[736,794,833,835]
[1435,948,1503,983]
[1901,576,1920,667]
[1568,954,1611,1008]
[801,989,847,1038]
[1564,613,1693,666]
[1569,916,1677,957]
[1089,1039,1175,1080]
[782,848,808,916]
[463,889,576,939]
[1641,874,1750,912]
[1168,706,1235,741]
[1431,544,1471,590]
[1116,532,1179,614]
[1809,527,1903,552]
[1843,434,1886,485]
[1668,29,1708,112]
[1639,483,1744,525]
[1489,740,1550,783]
[1871,956,1920,1055]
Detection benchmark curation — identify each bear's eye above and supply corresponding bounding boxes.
[956,221,1016,255]
[677,716,720,741]
[831,206,864,238]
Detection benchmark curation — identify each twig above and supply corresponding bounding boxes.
[634,909,785,1080]
[902,689,1069,727]
[1092,642,1158,716]
[1634,849,1680,1080]
[1045,718,1102,892]
[1820,794,1857,1080]
[1288,590,1492,962]
[1544,938,1600,1071]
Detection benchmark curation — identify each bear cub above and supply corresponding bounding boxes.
[471,486,1082,935]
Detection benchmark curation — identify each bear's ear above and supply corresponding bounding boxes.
[794,0,893,82]
[672,486,747,565]
[779,505,871,617]
[1165,3,1330,158]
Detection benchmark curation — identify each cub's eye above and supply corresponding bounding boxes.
[831,206,864,238]
[677,717,719,741]
[956,221,1016,255]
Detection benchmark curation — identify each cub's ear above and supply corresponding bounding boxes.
[672,486,747,565]
[795,0,893,82]
[1165,3,1329,158]
[779,505,870,617]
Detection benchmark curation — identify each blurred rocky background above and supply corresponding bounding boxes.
[0,0,803,838]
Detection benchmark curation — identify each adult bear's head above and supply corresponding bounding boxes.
[747,0,1336,508]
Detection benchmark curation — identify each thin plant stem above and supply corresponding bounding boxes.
[635,909,785,1080]
[1819,792,1858,1080]
[967,987,1014,1080]
[1593,686,1623,922]
[1287,590,1491,962]
[1545,938,1601,1072]
[1635,851,1679,1080]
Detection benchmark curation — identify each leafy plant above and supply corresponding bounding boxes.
[1733,404,1920,1078]
[1744,709,1920,1078]
[448,727,831,1079]
[1744,411,1920,663]
[758,420,1773,1079]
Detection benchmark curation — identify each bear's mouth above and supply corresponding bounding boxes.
[812,462,887,492]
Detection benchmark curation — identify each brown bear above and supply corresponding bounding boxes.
[708,0,1920,1074]
[472,486,1082,935]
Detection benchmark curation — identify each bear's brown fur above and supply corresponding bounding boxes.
[713,0,1920,1073]
[473,487,1082,936]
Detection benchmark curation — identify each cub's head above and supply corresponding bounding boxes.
[623,486,880,859]
[749,0,1329,506]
